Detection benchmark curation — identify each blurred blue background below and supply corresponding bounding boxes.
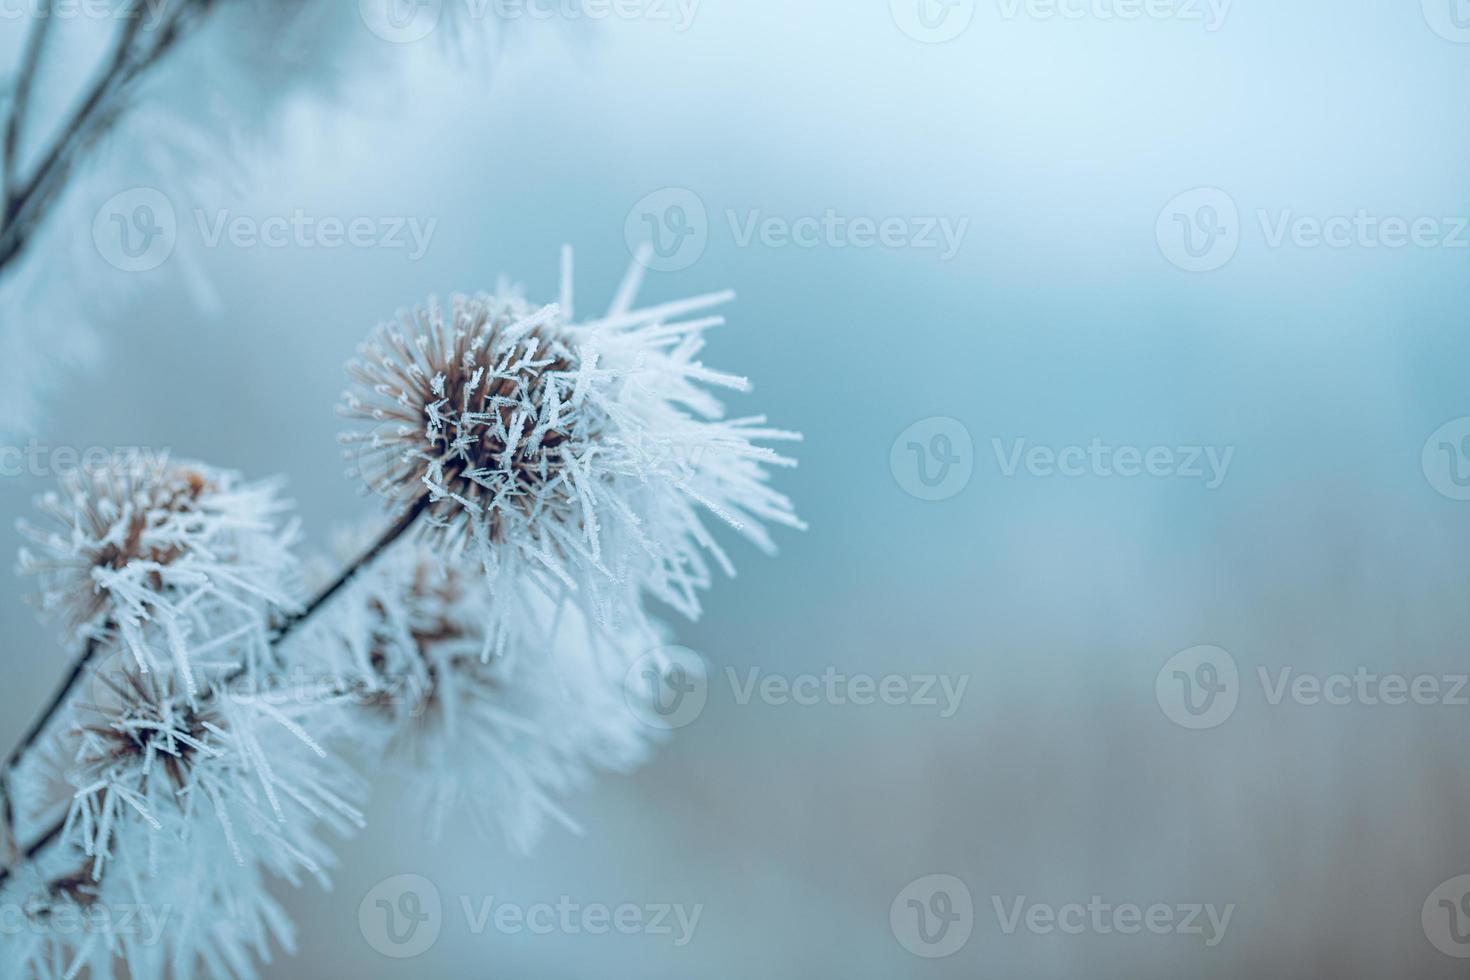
[8,0,1470,975]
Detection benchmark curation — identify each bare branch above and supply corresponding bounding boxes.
[3,0,55,209]
[0,0,212,275]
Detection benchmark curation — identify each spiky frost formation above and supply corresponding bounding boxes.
[340,250,804,654]
[303,532,659,851]
[16,453,300,690]
[1,668,366,980]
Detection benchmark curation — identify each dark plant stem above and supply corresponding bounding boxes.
[2,0,54,211]
[0,0,211,276]
[269,495,430,647]
[0,495,431,889]
[0,637,99,847]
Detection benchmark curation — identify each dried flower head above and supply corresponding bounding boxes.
[307,531,659,851]
[17,452,301,690]
[340,249,803,653]
[0,664,366,980]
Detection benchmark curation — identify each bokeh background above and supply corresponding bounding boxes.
[7,0,1470,975]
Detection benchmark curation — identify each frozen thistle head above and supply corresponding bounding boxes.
[339,249,804,651]
[0,664,366,980]
[306,531,658,851]
[63,667,364,884]
[16,452,301,689]
[340,292,579,542]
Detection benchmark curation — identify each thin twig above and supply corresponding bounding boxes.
[0,816,63,889]
[0,637,100,848]
[2,0,55,210]
[270,495,431,647]
[0,0,209,275]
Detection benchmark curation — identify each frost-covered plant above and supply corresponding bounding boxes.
[0,250,801,979]
[1,451,364,980]
[16,454,300,690]
[339,249,805,657]
[306,531,661,852]
[1,667,366,980]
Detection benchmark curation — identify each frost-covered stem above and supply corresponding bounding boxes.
[2,0,54,210]
[0,639,96,888]
[0,637,100,843]
[0,0,211,275]
[0,495,430,886]
[271,494,430,646]
[0,811,61,888]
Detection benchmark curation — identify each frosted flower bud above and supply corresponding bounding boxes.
[338,250,804,652]
[16,452,301,689]
[1,665,366,980]
[307,531,660,852]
